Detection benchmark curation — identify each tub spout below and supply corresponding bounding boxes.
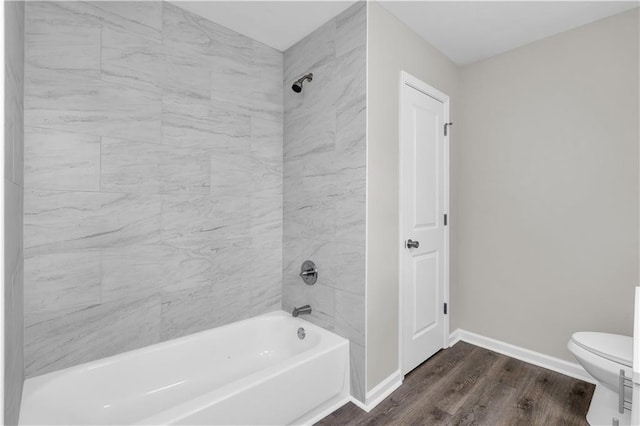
[292,305,312,317]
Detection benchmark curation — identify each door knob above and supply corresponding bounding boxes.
[406,239,420,249]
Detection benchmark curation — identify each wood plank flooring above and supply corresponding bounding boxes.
[317,342,594,426]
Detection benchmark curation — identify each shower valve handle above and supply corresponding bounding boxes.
[299,260,318,285]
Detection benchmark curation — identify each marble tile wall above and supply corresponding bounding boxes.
[23,1,283,377]
[5,2,25,423]
[282,1,367,402]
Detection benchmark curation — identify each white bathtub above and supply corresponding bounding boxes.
[19,311,350,425]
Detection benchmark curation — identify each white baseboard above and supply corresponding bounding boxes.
[448,328,462,346]
[365,369,403,410]
[349,395,369,411]
[347,330,593,416]
[295,393,351,425]
[450,328,595,384]
[350,370,403,413]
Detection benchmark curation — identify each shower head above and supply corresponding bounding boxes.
[292,73,313,93]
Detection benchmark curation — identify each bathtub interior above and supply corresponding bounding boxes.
[20,311,346,425]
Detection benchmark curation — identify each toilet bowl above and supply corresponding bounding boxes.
[568,332,633,426]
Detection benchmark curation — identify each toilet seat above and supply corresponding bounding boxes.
[570,332,632,367]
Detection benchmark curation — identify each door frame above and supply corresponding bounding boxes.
[398,70,450,375]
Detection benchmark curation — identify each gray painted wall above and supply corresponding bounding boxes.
[365,2,639,390]
[282,2,367,402]
[5,2,25,423]
[456,9,639,362]
[366,2,460,391]
[23,1,283,377]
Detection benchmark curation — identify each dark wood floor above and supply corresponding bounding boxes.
[317,342,594,426]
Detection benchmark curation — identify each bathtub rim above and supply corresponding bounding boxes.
[23,309,342,385]
[20,310,350,425]
[138,330,349,425]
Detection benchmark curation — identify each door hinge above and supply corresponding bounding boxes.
[444,214,448,226]
[444,122,453,136]
[444,302,448,315]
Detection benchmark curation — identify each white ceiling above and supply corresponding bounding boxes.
[379,1,639,65]
[172,1,356,52]
[172,1,639,62]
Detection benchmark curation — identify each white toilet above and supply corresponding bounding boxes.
[568,331,633,426]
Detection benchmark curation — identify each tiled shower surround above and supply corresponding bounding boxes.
[24,1,283,376]
[5,2,25,423]
[22,0,367,403]
[282,2,367,401]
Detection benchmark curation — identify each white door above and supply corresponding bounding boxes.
[400,73,449,375]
